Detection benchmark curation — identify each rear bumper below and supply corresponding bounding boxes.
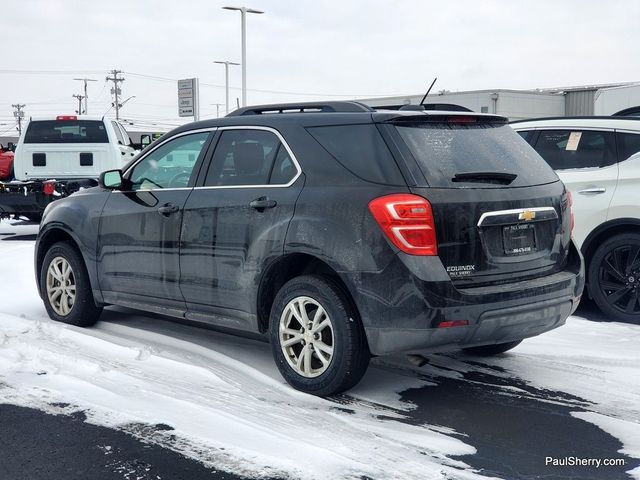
[343,240,584,356]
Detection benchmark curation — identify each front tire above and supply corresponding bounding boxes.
[588,233,640,324]
[40,241,102,327]
[269,275,369,396]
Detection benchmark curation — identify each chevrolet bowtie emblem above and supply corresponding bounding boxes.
[519,210,536,221]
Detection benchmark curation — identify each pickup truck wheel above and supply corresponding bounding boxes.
[40,241,102,327]
[269,275,369,396]
[463,340,522,356]
[589,233,640,324]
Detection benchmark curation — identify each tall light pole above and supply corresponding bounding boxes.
[222,6,264,107]
[214,60,240,114]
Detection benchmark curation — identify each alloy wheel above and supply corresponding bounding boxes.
[46,256,76,316]
[279,296,335,378]
[598,245,640,315]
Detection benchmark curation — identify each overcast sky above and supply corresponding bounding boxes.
[1,0,638,133]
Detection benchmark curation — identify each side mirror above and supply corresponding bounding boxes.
[99,169,124,189]
[7,142,15,152]
[140,134,151,148]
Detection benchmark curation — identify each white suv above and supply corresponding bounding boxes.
[512,117,640,323]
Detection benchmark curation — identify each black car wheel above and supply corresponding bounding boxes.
[40,241,103,327]
[269,275,370,396]
[589,233,640,324]
[463,340,523,356]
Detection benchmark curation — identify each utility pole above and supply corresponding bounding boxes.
[105,70,125,119]
[72,94,86,115]
[73,77,97,114]
[12,104,25,136]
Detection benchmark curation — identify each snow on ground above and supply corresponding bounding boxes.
[1,219,639,479]
[0,220,490,480]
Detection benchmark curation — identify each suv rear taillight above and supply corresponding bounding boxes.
[368,194,437,255]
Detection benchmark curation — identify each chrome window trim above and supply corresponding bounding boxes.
[122,127,217,178]
[477,207,558,227]
[194,125,302,190]
[118,125,302,193]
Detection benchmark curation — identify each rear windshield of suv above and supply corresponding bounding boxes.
[24,120,109,144]
[394,122,558,188]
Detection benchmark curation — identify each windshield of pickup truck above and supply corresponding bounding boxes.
[24,120,109,144]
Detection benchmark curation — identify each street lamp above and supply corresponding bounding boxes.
[222,6,264,107]
[214,60,240,115]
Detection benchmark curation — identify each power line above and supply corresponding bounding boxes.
[0,69,105,75]
[124,71,395,98]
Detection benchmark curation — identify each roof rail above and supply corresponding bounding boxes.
[227,101,374,116]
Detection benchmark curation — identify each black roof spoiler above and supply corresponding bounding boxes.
[227,101,374,116]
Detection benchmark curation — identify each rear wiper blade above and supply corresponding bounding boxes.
[452,171,517,185]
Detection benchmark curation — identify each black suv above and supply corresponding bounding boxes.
[35,101,584,395]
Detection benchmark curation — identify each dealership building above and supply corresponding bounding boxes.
[357,82,640,121]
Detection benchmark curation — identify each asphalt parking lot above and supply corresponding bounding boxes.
[0,220,638,480]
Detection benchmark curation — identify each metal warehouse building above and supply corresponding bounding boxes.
[357,82,640,121]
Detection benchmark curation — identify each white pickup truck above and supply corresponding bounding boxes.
[0,115,137,220]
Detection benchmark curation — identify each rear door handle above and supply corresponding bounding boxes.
[158,203,179,216]
[578,187,606,195]
[249,198,277,210]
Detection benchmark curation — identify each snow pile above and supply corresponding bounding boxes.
[0,221,488,480]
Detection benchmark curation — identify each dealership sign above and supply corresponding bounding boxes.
[178,78,200,119]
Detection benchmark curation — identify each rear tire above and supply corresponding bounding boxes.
[40,241,102,327]
[588,233,640,324]
[269,275,369,396]
[463,340,522,356]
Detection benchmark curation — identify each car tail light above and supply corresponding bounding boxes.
[368,194,437,255]
[56,115,77,121]
[43,181,56,195]
[567,191,575,236]
[438,320,469,328]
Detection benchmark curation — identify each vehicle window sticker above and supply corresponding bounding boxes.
[565,131,582,151]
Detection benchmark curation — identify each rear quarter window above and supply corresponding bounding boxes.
[24,120,109,144]
[617,132,640,162]
[306,124,405,185]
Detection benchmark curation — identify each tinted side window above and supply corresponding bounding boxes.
[204,129,284,186]
[307,124,404,185]
[24,120,109,144]
[129,132,209,190]
[617,132,640,162]
[533,130,616,170]
[517,129,535,144]
[111,121,125,144]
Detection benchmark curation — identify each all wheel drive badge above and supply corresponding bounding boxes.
[519,210,536,221]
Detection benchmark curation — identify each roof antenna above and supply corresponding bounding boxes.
[420,77,438,105]
[399,77,438,111]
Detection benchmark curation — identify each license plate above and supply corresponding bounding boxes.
[503,223,536,255]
